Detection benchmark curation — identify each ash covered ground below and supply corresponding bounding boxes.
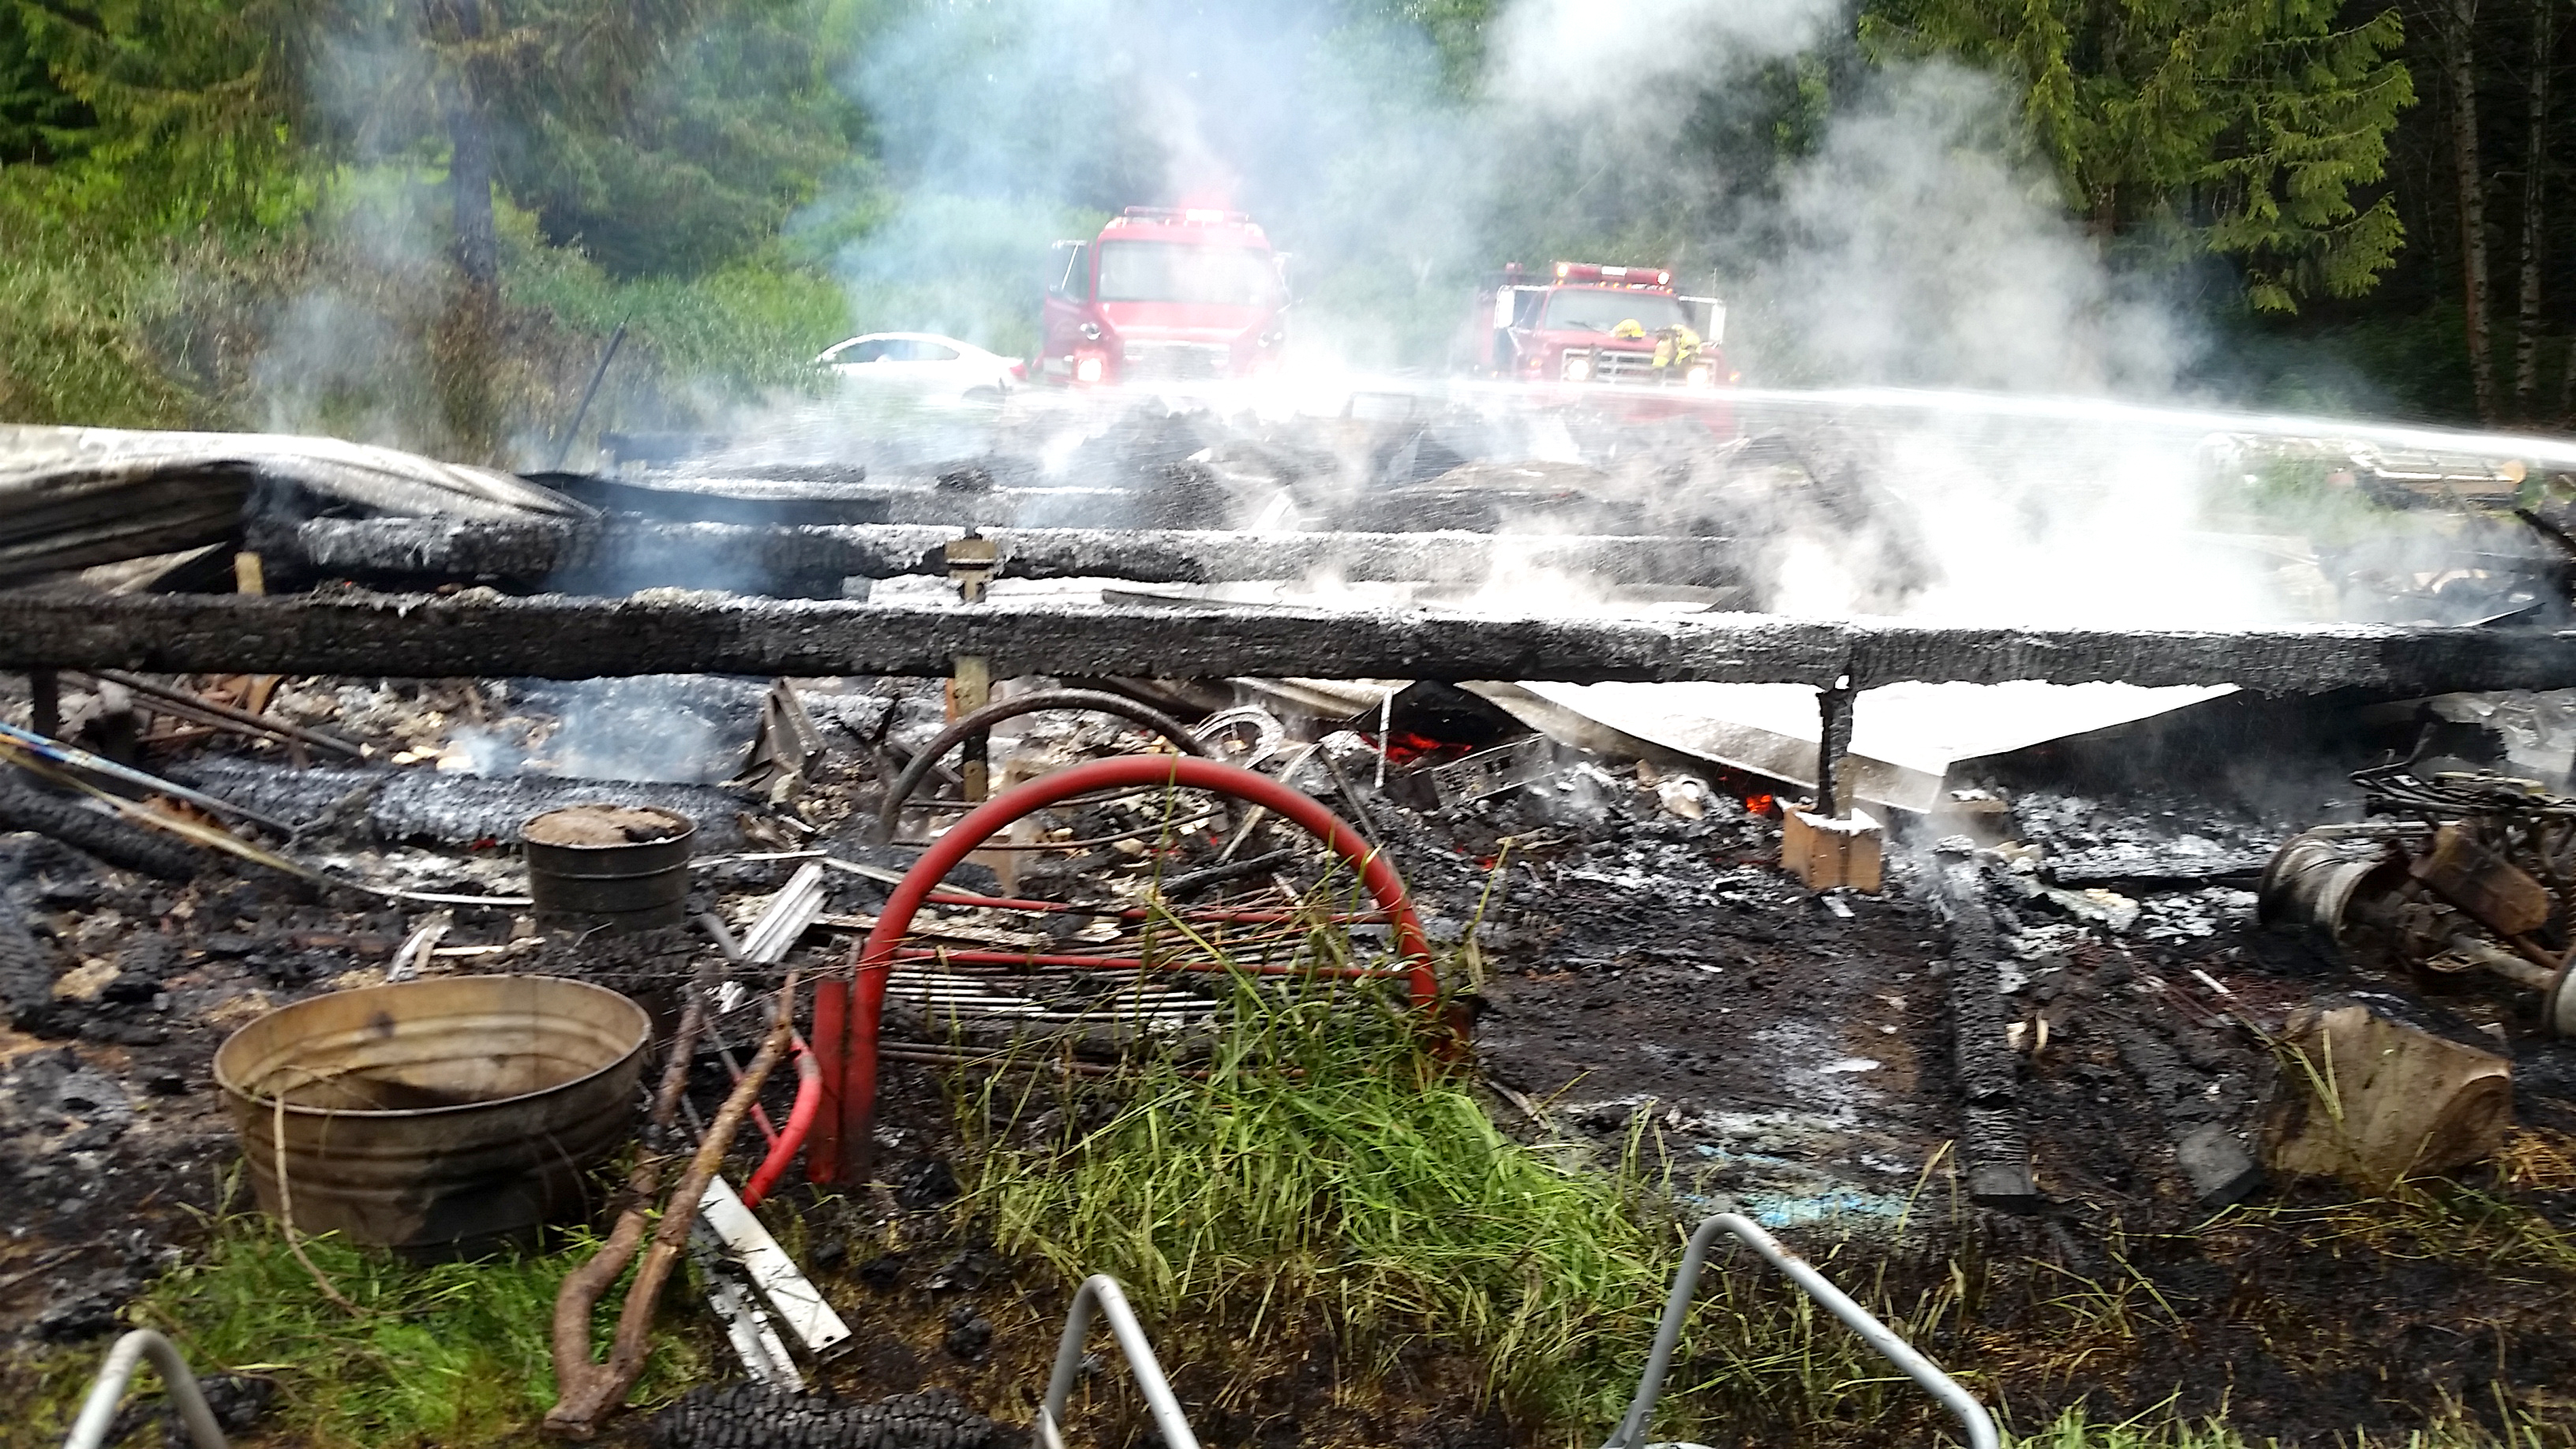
[10,391,2576,1445]
[6,658,2576,1445]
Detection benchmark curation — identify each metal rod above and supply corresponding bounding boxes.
[694,911,788,1145]
[60,1329,230,1449]
[1035,1275,1200,1449]
[1603,1213,1997,1449]
[0,721,299,833]
[87,670,366,758]
[551,320,626,472]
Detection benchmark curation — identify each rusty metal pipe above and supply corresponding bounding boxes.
[2447,932,2562,990]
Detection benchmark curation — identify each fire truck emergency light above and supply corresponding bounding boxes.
[1552,262,1676,288]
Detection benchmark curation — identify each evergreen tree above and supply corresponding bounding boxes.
[8,0,312,227]
[1863,0,2417,310]
[490,0,864,277]
[317,0,861,280]
[0,2,91,164]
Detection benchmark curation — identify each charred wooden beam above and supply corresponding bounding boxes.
[1930,844,2039,1211]
[253,516,1751,591]
[7,591,2576,692]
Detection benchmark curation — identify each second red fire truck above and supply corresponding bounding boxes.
[1464,262,1732,391]
[1038,208,1291,388]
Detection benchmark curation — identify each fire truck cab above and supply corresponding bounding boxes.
[1039,208,1290,388]
[1467,262,1730,390]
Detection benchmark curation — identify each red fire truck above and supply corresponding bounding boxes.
[1465,262,1731,391]
[1039,208,1291,387]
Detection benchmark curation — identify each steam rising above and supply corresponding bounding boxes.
[1749,66,2190,394]
[244,0,2576,636]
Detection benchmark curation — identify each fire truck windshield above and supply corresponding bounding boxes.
[1096,242,1282,308]
[1541,289,1689,335]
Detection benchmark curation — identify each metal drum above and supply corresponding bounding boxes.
[213,975,650,1254]
[523,803,695,932]
[2256,831,2397,949]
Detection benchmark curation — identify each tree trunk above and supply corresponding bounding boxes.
[2562,324,2576,426]
[435,0,497,289]
[2514,0,2552,417]
[2447,0,2498,422]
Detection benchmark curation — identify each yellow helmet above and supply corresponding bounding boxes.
[1611,319,1647,339]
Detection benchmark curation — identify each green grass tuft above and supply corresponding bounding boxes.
[11,1208,709,1449]
[2009,1398,2567,1449]
[961,974,1960,1441]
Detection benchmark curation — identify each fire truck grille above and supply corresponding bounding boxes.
[1590,349,1661,384]
[1122,341,1233,383]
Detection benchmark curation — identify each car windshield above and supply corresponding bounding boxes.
[1096,242,1282,307]
[832,338,964,363]
[1542,289,1688,335]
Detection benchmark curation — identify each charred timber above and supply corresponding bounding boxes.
[1931,848,2039,1211]
[10,593,2576,692]
[254,516,1750,590]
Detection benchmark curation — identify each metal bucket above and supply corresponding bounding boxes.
[523,804,695,932]
[213,975,651,1254]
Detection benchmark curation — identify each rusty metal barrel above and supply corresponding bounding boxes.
[213,975,651,1254]
[2257,830,2399,949]
[523,803,695,932]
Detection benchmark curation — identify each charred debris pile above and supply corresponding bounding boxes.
[6,411,2576,1444]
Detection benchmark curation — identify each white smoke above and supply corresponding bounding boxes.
[1748,64,2192,394]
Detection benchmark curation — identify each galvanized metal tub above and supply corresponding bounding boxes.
[213,975,651,1253]
[523,804,695,932]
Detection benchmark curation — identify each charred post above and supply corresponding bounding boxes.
[1931,843,2040,1211]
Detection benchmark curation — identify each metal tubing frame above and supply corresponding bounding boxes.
[1604,1214,1998,1449]
[884,947,1403,979]
[871,689,1211,843]
[60,1330,230,1449]
[811,754,1440,1185]
[1034,1275,1202,1449]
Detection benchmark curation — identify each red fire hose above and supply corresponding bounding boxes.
[737,1043,819,1210]
[761,754,1439,1189]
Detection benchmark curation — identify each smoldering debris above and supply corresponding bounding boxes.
[16,425,2576,1441]
[161,758,766,851]
[0,424,590,588]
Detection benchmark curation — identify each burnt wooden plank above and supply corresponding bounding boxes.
[258,517,1751,590]
[5,590,2576,691]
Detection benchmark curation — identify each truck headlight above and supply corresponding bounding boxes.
[1685,364,1712,388]
[1562,352,1592,383]
[1074,355,1104,384]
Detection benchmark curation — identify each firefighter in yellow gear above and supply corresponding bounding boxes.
[1651,324,1702,377]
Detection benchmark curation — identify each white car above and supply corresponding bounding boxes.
[814,332,1024,402]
